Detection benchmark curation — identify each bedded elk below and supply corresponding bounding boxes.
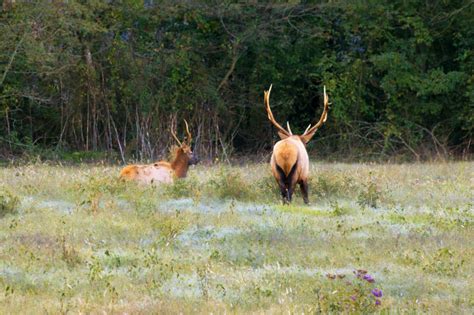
[119,120,199,184]
[264,85,329,204]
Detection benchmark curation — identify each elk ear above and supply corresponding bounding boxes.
[299,131,316,144]
[277,131,290,139]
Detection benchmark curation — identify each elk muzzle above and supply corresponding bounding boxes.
[189,152,200,165]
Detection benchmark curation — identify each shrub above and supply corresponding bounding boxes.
[357,180,381,208]
[153,212,192,239]
[321,269,385,312]
[207,168,257,200]
[0,187,20,217]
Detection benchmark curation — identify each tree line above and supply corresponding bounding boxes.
[1,0,472,162]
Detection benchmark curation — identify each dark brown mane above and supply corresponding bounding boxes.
[170,147,190,178]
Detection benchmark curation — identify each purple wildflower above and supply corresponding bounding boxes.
[363,274,375,283]
[354,269,367,278]
[350,295,357,301]
[375,299,381,306]
[371,288,383,297]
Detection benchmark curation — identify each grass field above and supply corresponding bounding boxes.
[0,161,473,313]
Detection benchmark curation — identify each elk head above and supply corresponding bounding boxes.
[264,84,329,204]
[170,119,199,166]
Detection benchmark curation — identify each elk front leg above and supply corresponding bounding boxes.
[299,180,309,204]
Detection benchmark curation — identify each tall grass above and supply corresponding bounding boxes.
[0,162,472,313]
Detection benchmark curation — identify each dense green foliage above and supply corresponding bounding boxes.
[0,1,472,161]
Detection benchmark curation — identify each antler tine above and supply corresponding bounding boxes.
[302,85,330,136]
[264,84,290,137]
[304,124,312,134]
[170,127,182,146]
[183,119,192,144]
[286,122,293,135]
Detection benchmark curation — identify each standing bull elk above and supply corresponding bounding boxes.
[264,85,329,204]
[120,120,199,184]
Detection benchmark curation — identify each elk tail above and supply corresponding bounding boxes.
[276,160,298,187]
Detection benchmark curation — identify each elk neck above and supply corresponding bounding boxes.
[171,147,190,178]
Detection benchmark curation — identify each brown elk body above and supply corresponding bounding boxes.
[265,85,329,204]
[119,120,199,185]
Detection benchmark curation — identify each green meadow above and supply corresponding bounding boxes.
[0,162,472,313]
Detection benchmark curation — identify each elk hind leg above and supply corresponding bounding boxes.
[287,180,296,203]
[276,163,298,204]
[299,179,309,204]
[286,163,299,203]
[277,179,289,204]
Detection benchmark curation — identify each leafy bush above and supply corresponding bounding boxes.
[357,181,381,208]
[153,212,192,240]
[319,269,385,312]
[207,168,258,201]
[0,187,20,217]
